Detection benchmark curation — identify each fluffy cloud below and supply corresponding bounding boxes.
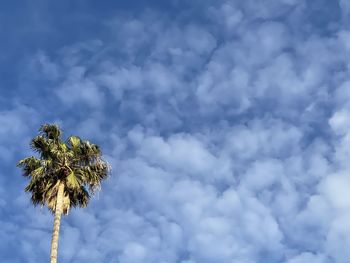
[2,0,350,262]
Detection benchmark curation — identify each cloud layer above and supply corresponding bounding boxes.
[1,0,350,262]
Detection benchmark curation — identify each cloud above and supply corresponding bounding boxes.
[329,109,350,135]
[287,252,326,263]
[56,66,106,109]
[2,0,350,262]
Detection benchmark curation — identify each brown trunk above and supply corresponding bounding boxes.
[50,181,65,263]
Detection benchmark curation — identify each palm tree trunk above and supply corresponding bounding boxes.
[50,181,65,263]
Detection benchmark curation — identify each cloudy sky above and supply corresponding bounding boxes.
[1,0,350,262]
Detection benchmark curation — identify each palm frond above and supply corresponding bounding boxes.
[30,136,53,157]
[66,171,80,189]
[17,156,41,177]
[39,124,62,141]
[69,186,90,208]
[67,136,81,149]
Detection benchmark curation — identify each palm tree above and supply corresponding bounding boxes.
[17,124,109,263]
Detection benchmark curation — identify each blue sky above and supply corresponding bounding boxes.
[1,0,350,262]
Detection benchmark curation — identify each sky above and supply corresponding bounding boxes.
[1,0,350,262]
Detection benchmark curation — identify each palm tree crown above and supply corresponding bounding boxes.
[17,124,109,214]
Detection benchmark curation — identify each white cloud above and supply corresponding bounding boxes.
[335,81,350,106]
[320,172,350,211]
[241,158,284,191]
[133,132,232,183]
[6,0,350,262]
[56,66,106,109]
[329,109,350,135]
[287,252,326,263]
[60,225,81,262]
[326,213,350,262]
